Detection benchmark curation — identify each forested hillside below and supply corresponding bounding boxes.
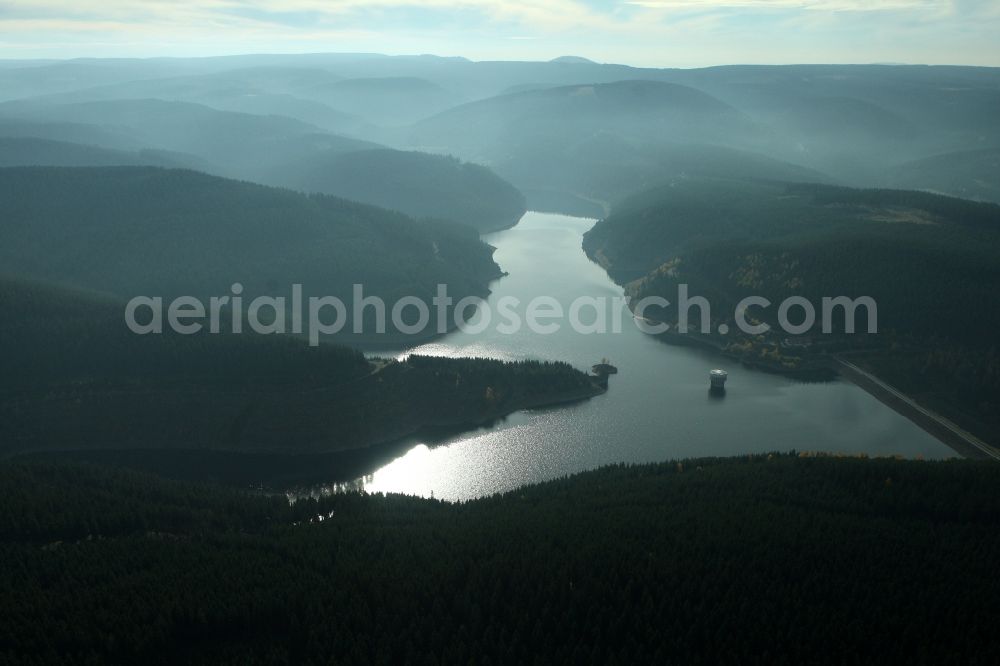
[2,454,998,664]
[407,80,830,208]
[0,101,527,231]
[0,166,502,338]
[886,148,1000,204]
[0,137,208,170]
[260,149,527,232]
[1,48,999,666]
[583,178,1000,440]
[0,278,600,461]
[308,76,458,126]
[0,98,360,175]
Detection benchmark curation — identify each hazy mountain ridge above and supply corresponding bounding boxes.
[0,166,503,337]
[296,77,451,127]
[0,117,145,151]
[3,57,997,216]
[406,79,825,208]
[0,97,359,177]
[0,99,527,230]
[0,136,210,170]
[259,148,527,232]
[409,79,755,157]
[886,148,1000,203]
[7,69,365,134]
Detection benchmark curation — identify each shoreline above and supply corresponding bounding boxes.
[623,299,838,381]
[11,381,608,487]
[620,294,998,459]
[834,357,1000,461]
[357,380,607,453]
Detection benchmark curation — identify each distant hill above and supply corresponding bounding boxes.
[0,118,143,151]
[885,148,1000,204]
[550,56,597,64]
[0,60,192,101]
[0,166,502,339]
[411,79,752,157]
[0,105,524,232]
[330,76,446,94]
[511,140,831,215]
[659,64,1000,134]
[170,89,364,134]
[261,149,527,232]
[497,82,560,96]
[748,94,916,183]
[407,80,825,209]
[19,69,365,134]
[303,76,458,126]
[5,59,997,208]
[0,136,211,170]
[0,98,377,179]
[657,64,1000,183]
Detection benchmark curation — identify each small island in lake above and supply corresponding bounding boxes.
[0,278,605,468]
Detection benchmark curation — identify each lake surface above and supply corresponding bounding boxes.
[342,212,953,500]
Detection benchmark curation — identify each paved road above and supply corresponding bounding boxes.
[836,357,1000,461]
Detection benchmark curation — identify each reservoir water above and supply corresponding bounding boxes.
[345,212,953,500]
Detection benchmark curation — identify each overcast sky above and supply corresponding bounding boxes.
[1,0,997,67]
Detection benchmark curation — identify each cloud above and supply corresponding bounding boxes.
[0,0,613,30]
[624,0,945,9]
[0,0,996,64]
